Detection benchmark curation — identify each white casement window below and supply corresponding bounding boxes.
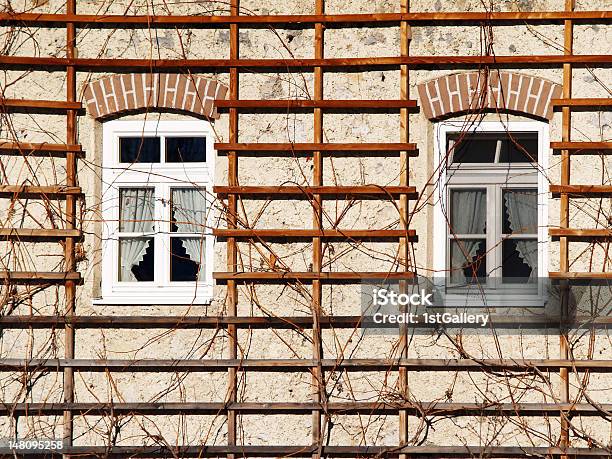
[97,120,214,304]
[433,121,548,306]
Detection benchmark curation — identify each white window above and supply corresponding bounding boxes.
[433,121,548,306]
[97,120,214,304]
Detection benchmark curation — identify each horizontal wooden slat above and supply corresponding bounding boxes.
[551,98,612,109]
[0,141,83,157]
[550,185,612,196]
[213,271,416,283]
[1,401,609,416]
[215,99,419,111]
[0,445,608,458]
[0,11,610,27]
[0,271,82,284]
[214,185,418,199]
[0,185,82,198]
[551,141,612,153]
[549,272,612,280]
[213,229,417,241]
[1,55,610,72]
[0,315,608,329]
[0,228,82,241]
[550,228,612,240]
[1,358,611,372]
[215,142,418,156]
[0,98,82,113]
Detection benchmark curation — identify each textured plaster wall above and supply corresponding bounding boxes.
[0,0,611,451]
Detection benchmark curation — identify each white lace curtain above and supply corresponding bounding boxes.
[119,188,154,281]
[450,190,487,284]
[173,188,206,279]
[505,190,538,280]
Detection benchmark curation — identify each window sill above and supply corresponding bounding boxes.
[94,285,214,305]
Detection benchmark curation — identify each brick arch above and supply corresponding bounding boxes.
[416,71,562,121]
[83,74,228,120]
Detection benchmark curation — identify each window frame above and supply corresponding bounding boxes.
[97,119,215,305]
[433,121,549,306]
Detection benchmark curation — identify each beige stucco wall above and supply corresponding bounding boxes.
[0,0,611,451]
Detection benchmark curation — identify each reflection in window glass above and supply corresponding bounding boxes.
[166,137,206,162]
[120,137,160,163]
[449,132,538,164]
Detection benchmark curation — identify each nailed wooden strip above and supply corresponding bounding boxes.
[0,98,82,113]
[550,228,612,240]
[0,11,611,27]
[1,401,610,416]
[0,271,82,284]
[1,55,611,71]
[0,228,82,241]
[214,185,418,199]
[213,229,417,241]
[0,142,83,157]
[0,185,82,198]
[551,98,612,109]
[215,142,418,151]
[551,141,612,152]
[213,271,416,283]
[1,358,611,372]
[550,185,612,196]
[215,99,418,110]
[549,271,612,279]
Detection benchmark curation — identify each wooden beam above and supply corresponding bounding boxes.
[214,185,418,199]
[2,401,610,416]
[0,141,83,157]
[0,445,608,458]
[213,229,417,241]
[213,271,416,283]
[2,358,611,372]
[215,99,418,111]
[0,185,82,198]
[550,228,612,240]
[551,141,611,152]
[0,55,610,72]
[0,11,611,27]
[0,271,82,284]
[0,98,82,113]
[550,272,612,280]
[550,185,612,196]
[215,142,418,152]
[0,228,82,241]
[551,98,612,110]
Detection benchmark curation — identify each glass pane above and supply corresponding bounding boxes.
[166,137,206,162]
[120,137,160,163]
[170,237,203,281]
[502,189,538,234]
[449,132,537,164]
[171,188,206,233]
[119,237,154,281]
[502,239,537,282]
[500,132,538,162]
[119,188,154,233]
[449,239,486,284]
[450,189,486,234]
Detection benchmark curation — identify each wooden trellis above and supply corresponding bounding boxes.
[0,0,611,457]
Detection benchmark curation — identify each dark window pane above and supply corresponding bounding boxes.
[166,137,206,162]
[449,132,538,164]
[170,237,201,281]
[502,239,537,282]
[499,133,538,162]
[119,238,154,282]
[120,137,160,163]
[502,189,538,234]
[449,239,487,284]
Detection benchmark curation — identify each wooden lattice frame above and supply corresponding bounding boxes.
[0,1,611,457]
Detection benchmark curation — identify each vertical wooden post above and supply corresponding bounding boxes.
[559,0,574,455]
[227,0,240,456]
[63,0,77,455]
[398,0,411,457]
[312,0,325,456]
